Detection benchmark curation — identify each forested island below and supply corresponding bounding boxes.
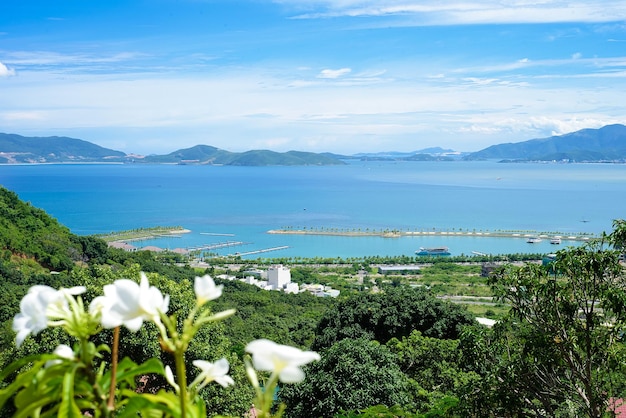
[3,123,626,165]
[1,185,626,417]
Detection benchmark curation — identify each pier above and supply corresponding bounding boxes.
[230,246,289,257]
[267,228,597,242]
[188,241,250,252]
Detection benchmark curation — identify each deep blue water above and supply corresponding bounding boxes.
[1,161,625,258]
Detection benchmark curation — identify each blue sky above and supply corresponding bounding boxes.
[1,1,626,154]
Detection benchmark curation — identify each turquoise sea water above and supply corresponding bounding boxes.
[1,161,625,258]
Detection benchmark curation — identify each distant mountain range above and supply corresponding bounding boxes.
[464,124,626,162]
[0,133,126,163]
[0,134,345,166]
[1,124,625,165]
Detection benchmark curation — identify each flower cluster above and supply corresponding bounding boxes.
[91,272,170,331]
[13,284,88,346]
[6,272,320,418]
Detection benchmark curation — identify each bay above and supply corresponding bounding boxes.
[1,161,625,259]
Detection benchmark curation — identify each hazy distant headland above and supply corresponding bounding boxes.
[1,124,626,165]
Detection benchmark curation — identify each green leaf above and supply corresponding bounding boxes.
[117,389,179,418]
[1,358,48,410]
[0,354,48,381]
[59,366,82,418]
[14,396,55,418]
[101,357,165,392]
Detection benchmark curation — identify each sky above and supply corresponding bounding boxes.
[1,1,626,155]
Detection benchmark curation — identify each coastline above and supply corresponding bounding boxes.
[98,226,191,243]
[267,228,596,242]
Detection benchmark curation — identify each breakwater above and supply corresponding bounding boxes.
[267,228,597,242]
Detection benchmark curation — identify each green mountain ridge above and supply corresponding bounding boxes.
[0,134,345,166]
[465,124,626,161]
[3,124,626,165]
[142,146,345,166]
[0,133,125,163]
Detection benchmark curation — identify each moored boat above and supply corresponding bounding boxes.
[416,246,451,256]
[527,236,542,243]
[550,237,561,244]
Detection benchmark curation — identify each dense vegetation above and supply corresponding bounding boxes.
[1,185,625,417]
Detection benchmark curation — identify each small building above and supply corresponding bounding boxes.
[243,269,266,279]
[171,248,190,255]
[268,265,291,290]
[476,317,497,328]
[284,282,299,294]
[108,241,137,252]
[377,265,421,275]
[481,263,500,277]
[140,245,164,252]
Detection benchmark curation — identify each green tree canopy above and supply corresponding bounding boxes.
[280,337,413,418]
[312,287,475,351]
[471,220,626,417]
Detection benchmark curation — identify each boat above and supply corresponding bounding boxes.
[550,237,561,245]
[526,237,542,243]
[415,247,451,256]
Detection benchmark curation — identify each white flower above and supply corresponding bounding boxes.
[12,285,85,347]
[46,286,86,321]
[92,272,169,332]
[191,358,234,389]
[45,344,75,368]
[164,365,180,392]
[245,339,320,383]
[194,275,223,305]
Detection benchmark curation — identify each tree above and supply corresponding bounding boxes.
[386,330,479,415]
[312,287,475,351]
[279,338,413,418]
[484,220,626,417]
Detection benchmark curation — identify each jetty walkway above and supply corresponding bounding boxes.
[230,246,290,257]
[189,241,251,252]
[267,228,597,242]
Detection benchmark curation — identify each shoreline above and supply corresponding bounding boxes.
[98,227,191,243]
[267,228,596,242]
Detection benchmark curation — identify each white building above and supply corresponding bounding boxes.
[267,265,291,290]
[284,282,300,294]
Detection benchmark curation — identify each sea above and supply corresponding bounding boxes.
[1,161,625,259]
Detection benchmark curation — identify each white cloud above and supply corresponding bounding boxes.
[2,51,143,67]
[318,68,352,79]
[2,55,626,154]
[0,61,15,77]
[280,1,626,24]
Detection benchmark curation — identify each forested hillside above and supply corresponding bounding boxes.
[0,133,125,163]
[465,124,626,161]
[1,186,626,417]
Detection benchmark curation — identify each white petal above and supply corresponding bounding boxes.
[215,375,235,387]
[165,365,179,391]
[123,316,144,332]
[279,366,306,383]
[15,327,30,348]
[61,286,86,296]
[194,275,223,304]
[53,344,75,360]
